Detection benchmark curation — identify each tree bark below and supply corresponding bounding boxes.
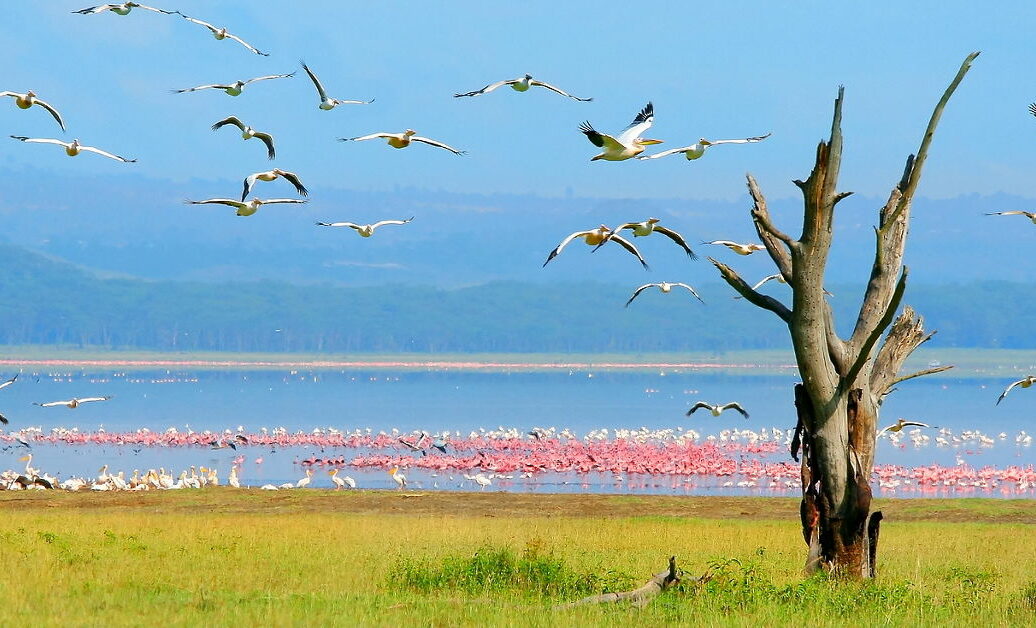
[712,52,978,578]
[557,556,679,609]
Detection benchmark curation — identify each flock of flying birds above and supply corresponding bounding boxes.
[3,3,1034,431]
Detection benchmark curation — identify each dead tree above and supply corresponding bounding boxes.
[710,52,978,577]
[557,556,680,609]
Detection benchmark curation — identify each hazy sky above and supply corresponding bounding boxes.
[1,2,1033,201]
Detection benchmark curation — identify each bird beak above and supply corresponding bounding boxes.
[18,456,29,462]
[640,139,664,145]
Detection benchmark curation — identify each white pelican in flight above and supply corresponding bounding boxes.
[179,13,268,55]
[986,210,1036,224]
[34,396,112,408]
[737,273,833,298]
[639,133,772,161]
[543,225,649,269]
[596,218,697,259]
[10,136,135,162]
[212,117,276,159]
[0,374,17,391]
[996,375,1036,405]
[625,282,704,308]
[301,61,373,110]
[877,418,933,436]
[241,169,307,201]
[185,197,307,217]
[73,3,175,15]
[340,130,465,155]
[174,72,294,96]
[686,402,749,419]
[1,91,65,131]
[316,217,413,237]
[455,74,591,101]
[704,240,765,256]
[579,102,661,161]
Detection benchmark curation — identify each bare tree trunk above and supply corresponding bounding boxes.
[557,556,679,609]
[711,52,978,577]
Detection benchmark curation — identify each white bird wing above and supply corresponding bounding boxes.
[224,32,268,56]
[652,226,698,259]
[277,170,308,196]
[316,222,360,228]
[672,283,705,303]
[528,80,592,101]
[0,374,17,389]
[73,4,120,13]
[174,84,230,93]
[720,402,750,418]
[186,199,246,209]
[331,97,374,105]
[36,400,70,407]
[751,274,781,290]
[252,131,276,159]
[624,283,658,307]
[131,4,177,14]
[637,146,695,160]
[705,240,739,247]
[704,132,772,145]
[608,234,650,270]
[0,92,16,98]
[543,231,592,267]
[343,132,395,142]
[211,116,246,131]
[301,61,328,100]
[686,401,712,416]
[260,199,308,205]
[410,136,466,155]
[242,173,259,200]
[454,79,516,98]
[579,123,624,151]
[79,145,136,162]
[617,102,654,146]
[371,217,414,229]
[244,72,295,85]
[987,210,1035,218]
[10,136,69,148]
[180,14,219,31]
[77,396,111,403]
[899,421,930,429]
[997,380,1024,405]
[32,98,66,131]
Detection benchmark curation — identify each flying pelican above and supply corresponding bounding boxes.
[328,469,356,490]
[454,74,591,101]
[10,136,135,162]
[340,130,465,155]
[34,396,112,408]
[0,91,66,131]
[579,102,662,161]
[316,217,413,236]
[686,402,749,419]
[296,468,313,488]
[211,116,276,159]
[301,61,373,110]
[595,218,697,258]
[996,375,1036,405]
[877,418,933,436]
[625,282,704,307]
[639,133,772,161]
[178,13,268,55]
[705,240,765,256]
[241,169,307,201]
[0,374,17,391]
[986,210,1036,224]
[543,225,649,269]
[735,274,834,298]
[184,198,307,217]
[73,3,175,15]
[389,466,407,490]
[174,72,294,96]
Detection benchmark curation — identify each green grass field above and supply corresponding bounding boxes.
[1,491,1034,626]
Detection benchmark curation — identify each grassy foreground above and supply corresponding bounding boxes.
[1,492,1034,626]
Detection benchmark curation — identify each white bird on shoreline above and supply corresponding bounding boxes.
[211,116,276,159]
[174,72,294,96]
[10,136,135,162]
[179,13,268,55]
[1,91,65,131]
[686,402,749,418]
[705,240,765,256]
[543,225,649,269]
[296,468,313,488]
[34,396,112,408]
[316,217,413,237]
[986,210,1036,224]
[185,197,307,217]
[241,169,307,201]
[580,102,662,161]
[389,466,407,490]
[877,418,932,436]
[340,130,465,155]
[329,469,356,490]
[301,61,373,110]
[455,74,591,101]
[996,375,1036,405]
[639,133,771,161]
[626,282,704,307]
[73,3,175,15]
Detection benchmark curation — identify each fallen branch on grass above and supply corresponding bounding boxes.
[556,556,680,609]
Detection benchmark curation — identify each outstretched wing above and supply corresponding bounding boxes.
[278,170,308,196]
[301,61,328,99]
[996,379,1023,405]
[371,217,414,229]
[529,80,592,101]
[454,79,516,98]
[653,226,697,259]
[411,136,466,155]
[673,283,705,303]
[686,401,711,416]
[0,374,18,390]
[225,32,268,56]
[79,145,136,162]
[341,133,394,142]
[261,199,308,205]
[174,84,228,93]
[186,198,245,209]
[705,132,772,146]
[77,396,111,403]
[244,72,295,85]
[579,122,623,150]
[617,102,654,145]
[987,210,1035,219]
[637,146,694,160]
[35,400,69,407]
[316,221,359,228]
[10,136,67,147]
[624,283,656,308]
[751,274,781,291]
[252,132,276,159]
[32,99,66,132]
[609,234,650,270]
[543,231,590,267]
[721,402,750,418]
[1029,102,1036,118]
[211,116,246,131]
[705,240,738,247]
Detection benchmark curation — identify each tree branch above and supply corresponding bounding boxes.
[843,267,907,389]
[709,257,791,323]
[889,364,954,387]
[869,307,931,397]
[747,174,795,280]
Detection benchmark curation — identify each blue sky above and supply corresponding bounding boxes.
[0,2,1032,201]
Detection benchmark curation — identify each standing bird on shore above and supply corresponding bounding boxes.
[174,72,294,96]
[73,3,176,15]
[389,466,407,490]
[704,240,766,256]
[316,217,413,237]
[178,13,268,55]
[638,133,771,161]
[185,197,307,217]
[877,418,933,436]
[686,401,749,419]
[625,282,704,307]
[34,396,112,408]
[301,61,373,110]
[580,102,662,161]
[543,225,649,269]
[241,169,307,201]
[986,210,1036,224]
[340,129,465,155]
[996,375,1036,405]
[329,469,356,490]
[211,116,276,159]
[10,136,135,162]
[1,91,66,131]
[296,468,313,488]
[594,218,697,259]
[454,74,591,101]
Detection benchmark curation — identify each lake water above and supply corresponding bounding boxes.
[2,365,1033,494]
